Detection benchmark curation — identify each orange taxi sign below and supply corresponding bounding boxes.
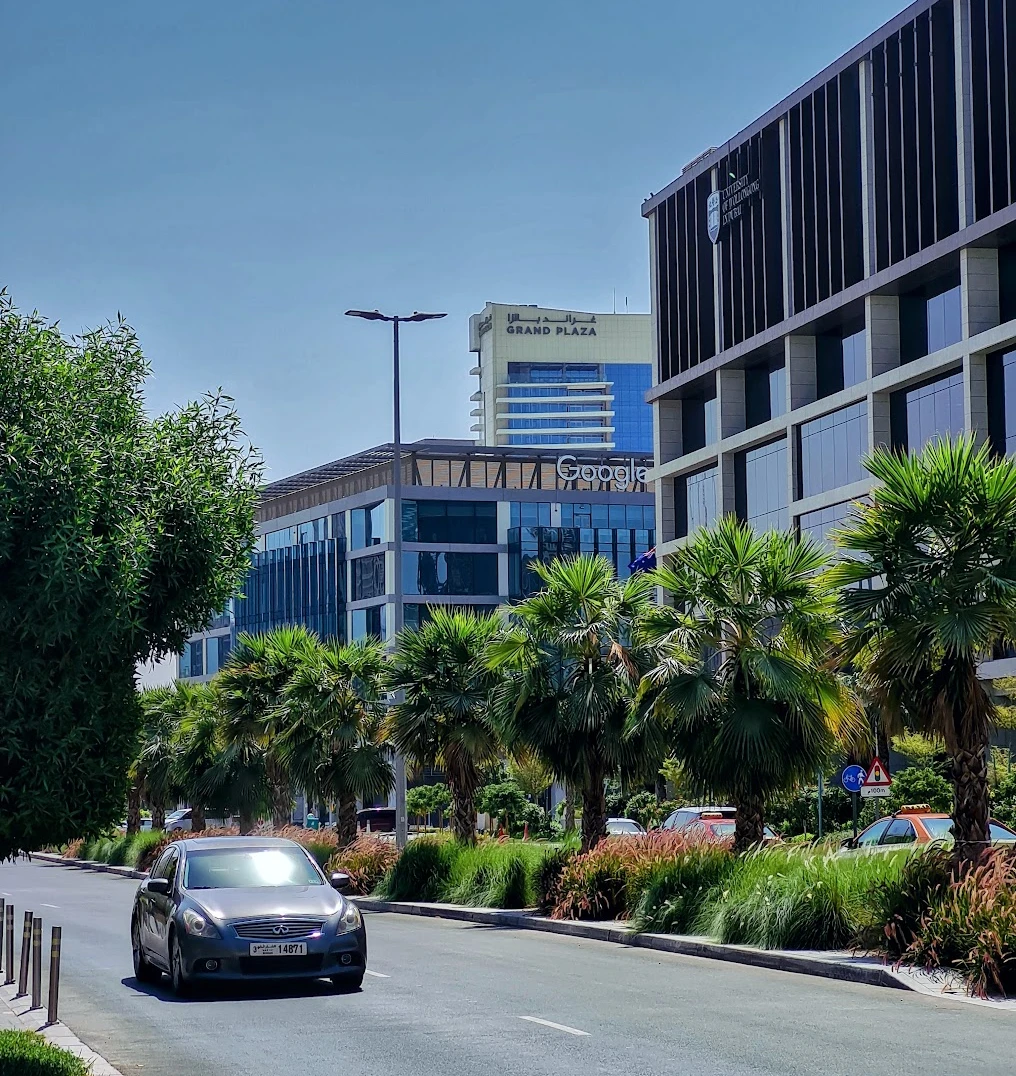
[860,756,892,799]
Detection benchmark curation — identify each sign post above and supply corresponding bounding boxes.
[840,764,866,841]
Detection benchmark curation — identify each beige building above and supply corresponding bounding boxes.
[468,303,653,453]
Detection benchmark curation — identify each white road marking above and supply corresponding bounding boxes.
[40,903,59,909]
[518,1017,589,1037]
[364,969,390,978]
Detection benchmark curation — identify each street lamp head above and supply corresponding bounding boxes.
[344,309,391,321]
[403,312,448,323]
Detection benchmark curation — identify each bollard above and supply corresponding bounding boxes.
[46,927,61,1026]
[4,905,14,984]
[17,911,32,996]
[31,918,42,1009]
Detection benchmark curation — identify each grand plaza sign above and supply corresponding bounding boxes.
[556,455,649,490]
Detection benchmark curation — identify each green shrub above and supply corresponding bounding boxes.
[375,837,460,902]
[327,836,399,895]
[0,1030,89,1075]
[535,847,574,913]
[888,767,952,813]
[105,836,132,866]
[125,831,166,869]
[444,842,552,908]
[92,838,115,864]
[629,845,733,934]
[697,846,911,950]
[866,845,952,955]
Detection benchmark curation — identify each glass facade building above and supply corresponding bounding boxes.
[179,440,654,678]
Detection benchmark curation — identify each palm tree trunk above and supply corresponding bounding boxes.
[238,809,255,835]
[580,767,607,853]
[448,763,479,843]
[733,794,765,853]
[190,803,206,833]
[151,803,166,831]
[947,660,992,869]
[337,794,358,847]
[564,782,576,833]
[126,782,142,835]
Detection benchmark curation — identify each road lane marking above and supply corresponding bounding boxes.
[518,1017,589,1037]
[41,903,59,909]
[364,970,390,978]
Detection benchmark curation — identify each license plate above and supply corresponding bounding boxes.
[248,942,308,957]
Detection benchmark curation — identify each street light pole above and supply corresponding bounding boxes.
[345,308,446,851]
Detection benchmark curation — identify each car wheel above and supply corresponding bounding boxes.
[170,934,191,997]
[331,973,364,992]
[131,919,161,984]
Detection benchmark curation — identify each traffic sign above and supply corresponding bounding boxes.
[840,764,866,794]
[860,756,892,799]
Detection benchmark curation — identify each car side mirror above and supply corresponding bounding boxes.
[329,872,351,892]
[841,837,857,851]
[146,878,171,895]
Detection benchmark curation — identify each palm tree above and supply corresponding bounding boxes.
[216,627,320,829]
[170,682,223,833]
[386,609,502,843]
[134,688,180,831]
[279,639,394,845]
[831,436,1016,866]
[488,556,665,852]
[634,517,861,852]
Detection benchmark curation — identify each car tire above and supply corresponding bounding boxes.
[131,919,161,985]
[331,973,364,992]
[170,933,191,997]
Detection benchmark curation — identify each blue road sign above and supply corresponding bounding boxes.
[841,764,866,794]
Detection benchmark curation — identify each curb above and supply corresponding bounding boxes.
[30,853,147,880]
[350,897,913,992]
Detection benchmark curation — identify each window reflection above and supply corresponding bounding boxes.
[797,402,868,498]
[735,440,788,531]
[890,370,964,453]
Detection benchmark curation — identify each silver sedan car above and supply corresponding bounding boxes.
[131,836,366,995]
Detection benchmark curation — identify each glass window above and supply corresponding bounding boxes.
[183,847,322,890]
[797,500,858,550]
[927,284,963,354]
[678,466,718,538]
[990,822,1016,841]
[987,348,1016,456]
[900,275,962,363]
[604,364,653,454]
[154,849,179,883]
[350,503,385,549]
[265,527,295,551]
[402,552,499,596]
[881,819,917,845]
[734,440,788,532]
[352,554,386,601]
[187,639,204,678]
[797,402,868,498]
[682,389,718,452]
[921,818,955,840]
[745,359,786,428]
[890,370,964,453]
[351,605,385,641]
[857,818,892,847]
[816,324,866,398]
[297,517,328,544]
[404,501,497,543]
[178,649,192,679]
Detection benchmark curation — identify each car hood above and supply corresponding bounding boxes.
[184,886,343,922]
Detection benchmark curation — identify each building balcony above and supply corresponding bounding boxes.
[470,366,482,376]
[470,391,483,402]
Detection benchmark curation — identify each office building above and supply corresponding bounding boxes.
[644,0,1016,587]
[468,302,654,453]
[178,439,654,680]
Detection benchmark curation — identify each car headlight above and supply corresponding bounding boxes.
[181,908,220,939]
[336,901,362,934]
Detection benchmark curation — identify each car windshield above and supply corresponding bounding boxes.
[608,820,642,834]
[182,848,322,890]
[165,810,188,821]
[921,817,954,840]
[707,823,777,838]
[990,822,1016,841]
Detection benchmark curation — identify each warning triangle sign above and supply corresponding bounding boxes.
[862,757,891,787]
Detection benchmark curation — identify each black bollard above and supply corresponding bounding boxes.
[17,911,32,996]
[46,927,62,1025]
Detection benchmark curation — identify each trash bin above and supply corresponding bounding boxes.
[306,813,320,831]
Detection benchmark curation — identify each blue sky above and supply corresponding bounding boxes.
[4,0,904,481]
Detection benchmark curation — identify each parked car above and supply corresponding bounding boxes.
[683,813,780,845]
[357,807,396,833]
[164,809,231,832]
[840,804,1016,854]
[118,818,153,832]
[131,836,365,995]
[660,806,737,831]
[606,817,646,836]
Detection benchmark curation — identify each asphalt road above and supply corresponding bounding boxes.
[0,859,1011,1076]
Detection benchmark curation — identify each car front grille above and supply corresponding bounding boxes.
[232,918,325,940]
[239,954,325,976]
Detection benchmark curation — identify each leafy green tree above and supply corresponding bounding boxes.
[216,627,320,829]
[386,609,502,843]
[889,767,952,813]
[406,784,451,828]
[133,689,181,831]
[279,639,394,845]
[890,732,948,771]
[507,749,554,801]
[832,437,1016,866]
[489,556,666,852]
[635,517,861,852]
[0,294,259,858]
[476,779,547,837]
[170,682,226,832]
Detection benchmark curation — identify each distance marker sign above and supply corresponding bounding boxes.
[860,756,892,799]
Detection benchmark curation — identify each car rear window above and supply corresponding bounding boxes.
[183,848,323,890]
[921,817,954,840]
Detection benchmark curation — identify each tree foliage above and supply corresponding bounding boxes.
[0,295,260,858]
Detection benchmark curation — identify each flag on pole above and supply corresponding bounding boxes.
[628,547,657,575]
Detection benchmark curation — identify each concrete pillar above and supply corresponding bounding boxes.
[654,398,683,467]
[719,450,738,517]
[657,471,676,549]
[717,367,745,439]
[869,391,892,452]
[961,247,999,338]
[866,295,900,377]
[965,351,990,448]
[785,335,817,411]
